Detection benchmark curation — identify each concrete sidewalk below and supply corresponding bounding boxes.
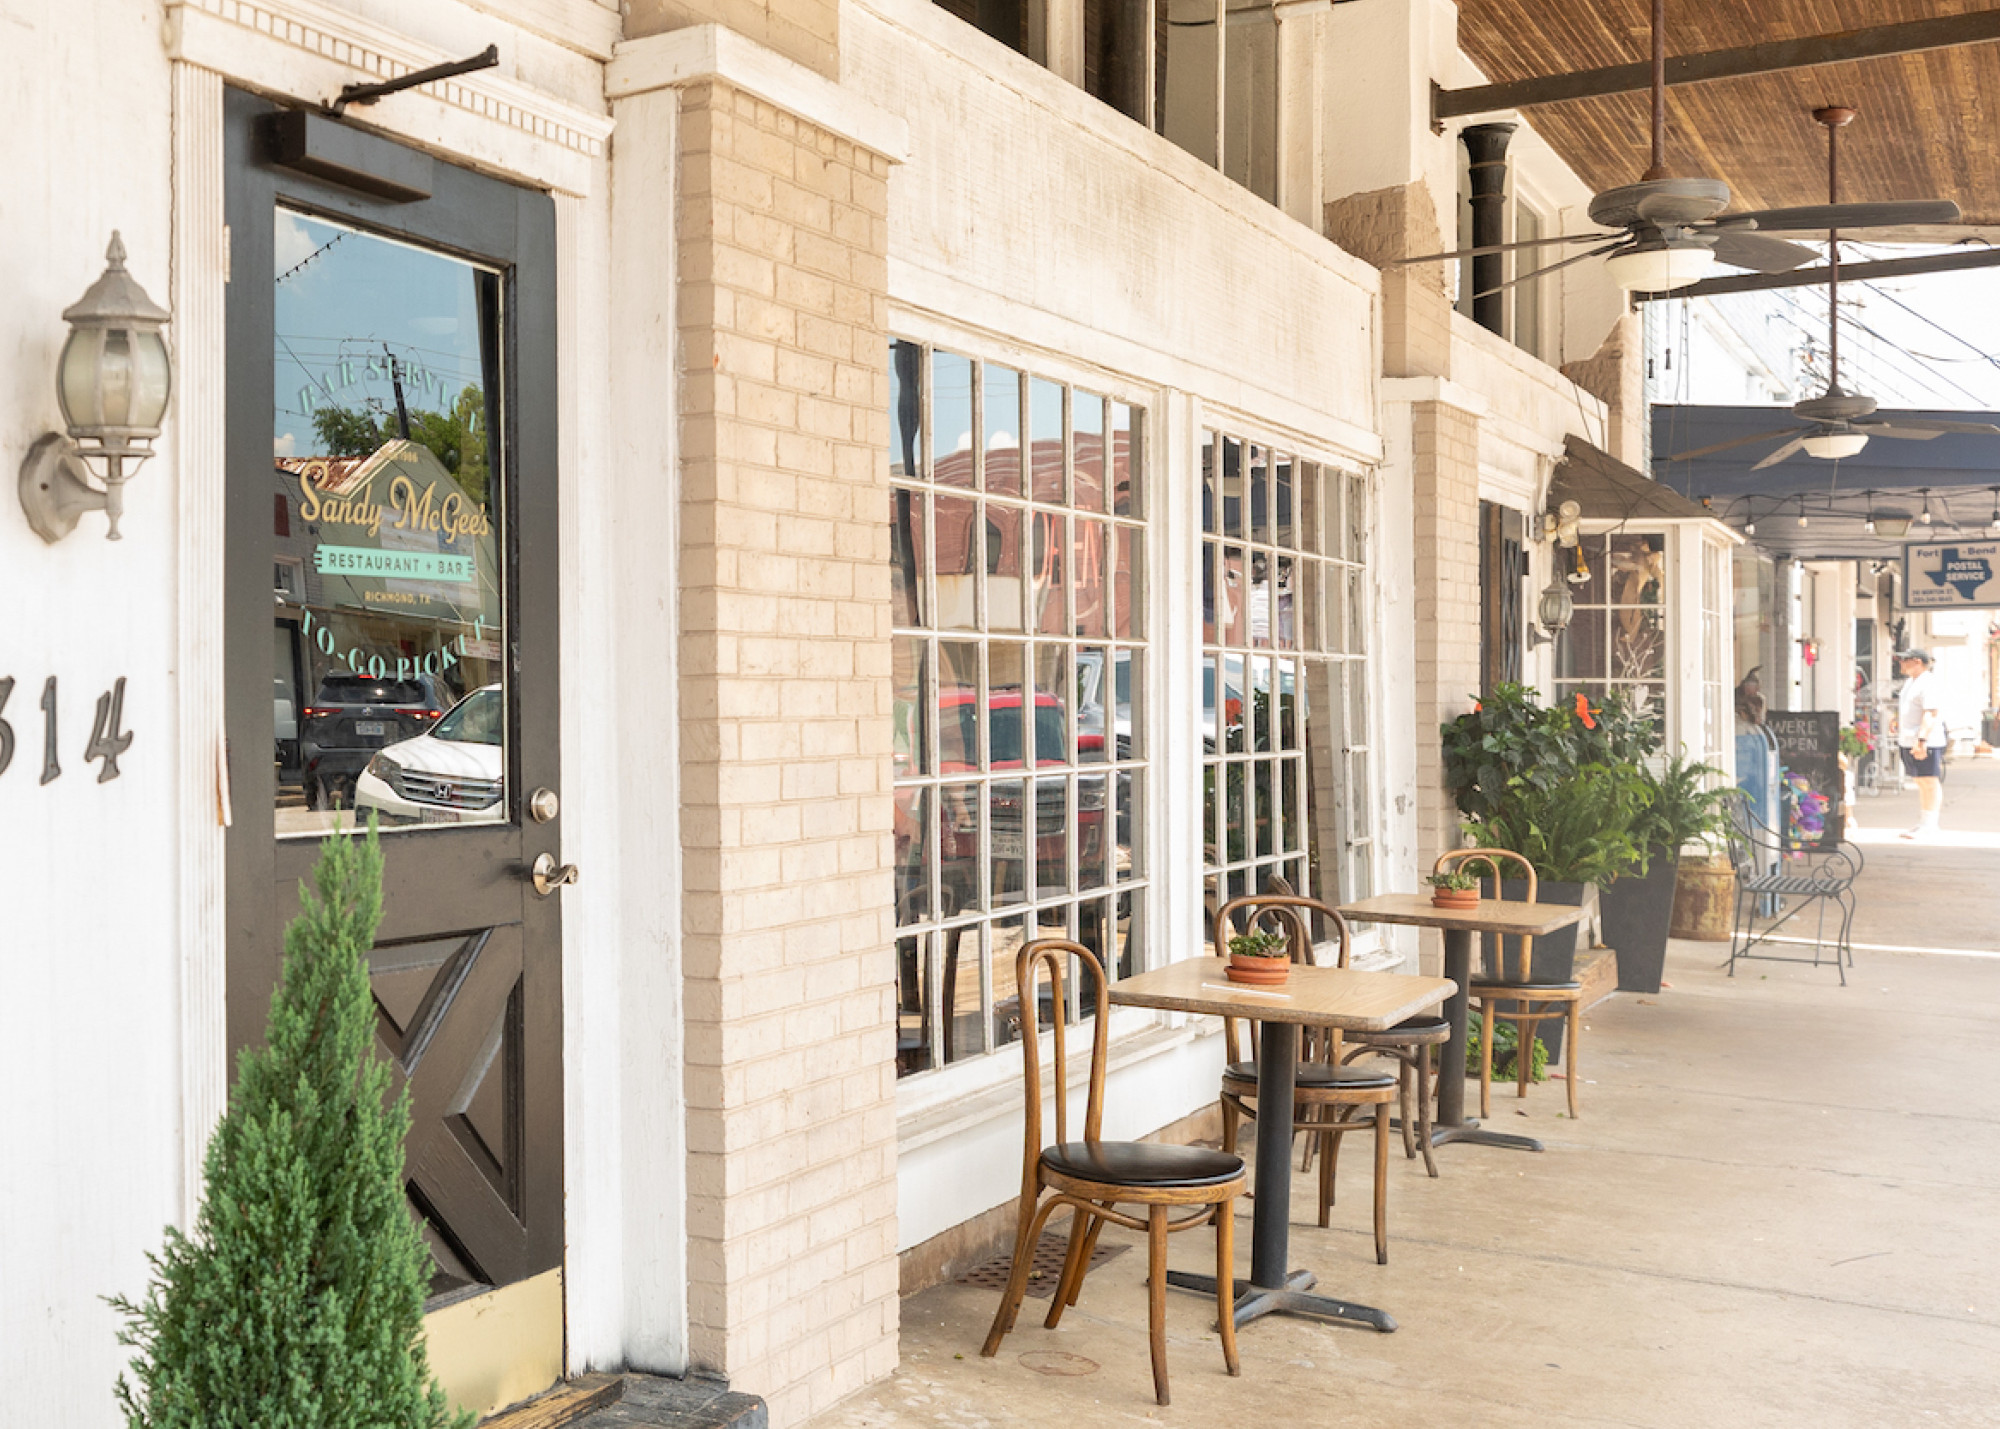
[815,780,2000,1427]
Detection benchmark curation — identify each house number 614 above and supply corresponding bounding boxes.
[0,676,134,784]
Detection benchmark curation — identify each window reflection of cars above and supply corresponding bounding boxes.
[923,688,1106,907]
[298,671,454,810]
[274,677,299,770]
[355,684,504,826]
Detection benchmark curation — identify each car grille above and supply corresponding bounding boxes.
[397,770,503,810]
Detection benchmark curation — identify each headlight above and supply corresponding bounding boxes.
[365,752,406,797]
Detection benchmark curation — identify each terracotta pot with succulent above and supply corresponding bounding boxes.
[1224,927,1291,986]
[1427,869,1481,910]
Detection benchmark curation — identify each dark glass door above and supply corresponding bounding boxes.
[224,89,562,1300]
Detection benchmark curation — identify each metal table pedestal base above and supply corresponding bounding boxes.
[1427,1119,1543,1153]
[1164,1268,1398,1333]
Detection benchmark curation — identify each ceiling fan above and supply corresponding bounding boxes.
[1390,0,1963,299]
[1664,108,2000,471]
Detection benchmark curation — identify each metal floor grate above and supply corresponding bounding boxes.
[957,1228,1130,1298]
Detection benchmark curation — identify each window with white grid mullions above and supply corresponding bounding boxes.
[1556,532,1668,725]
[888,339,1149,1079]
[1199,430,1375,937]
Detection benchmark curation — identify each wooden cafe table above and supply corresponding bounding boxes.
[1107,957,1454,1332]
[1335,893,1588,1154]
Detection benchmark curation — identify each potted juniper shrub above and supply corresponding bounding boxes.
[1427,868,1481,910]
[1225,927,1291,987]
[111,818,468,1429]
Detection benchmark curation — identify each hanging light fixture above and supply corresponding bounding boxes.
[18,232,173,542]
[1796,496,1809,528]
[1603,237,1717,294]
[1801,429,1869,461]
[1920,488,1934,525]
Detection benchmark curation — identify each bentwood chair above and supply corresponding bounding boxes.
[1453,849,1585,1120]
[981,939,1245,1406]
[1213,894,1400,1263]
[1253,876,1447,1179]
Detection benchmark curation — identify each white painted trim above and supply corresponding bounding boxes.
[1380,374,1490,418]
[1161,389,1203,985]
[451,0,623,61]
[895,1003,1168,1123]
[165,0,614,196]
[602,84,691,1377]
[172,61,232,1223]
[605,25,911,163]
[554,184,620,1378]
[899,1021,1206,1154]
[892,269,1385,470]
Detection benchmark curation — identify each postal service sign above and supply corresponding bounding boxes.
[1902,541,2000,610]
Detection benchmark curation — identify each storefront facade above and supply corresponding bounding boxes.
[5,1,1673,1425]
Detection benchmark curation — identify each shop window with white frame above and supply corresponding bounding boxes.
[1556,531,1668,723]
[889,339,1150,1078]
[1200,430,1375,934]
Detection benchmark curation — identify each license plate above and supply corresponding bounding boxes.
[355,720,388,736]
[418,807,461,825]
[991,829,1025,860]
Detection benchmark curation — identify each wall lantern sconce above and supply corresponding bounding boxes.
[1525,573,1576,648]
[18,233,172,542]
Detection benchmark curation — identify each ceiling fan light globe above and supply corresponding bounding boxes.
[1801,431,1869,460]
[1604,243,1716,293]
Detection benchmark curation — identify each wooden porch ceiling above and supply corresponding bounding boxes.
[1452,1,2000,228]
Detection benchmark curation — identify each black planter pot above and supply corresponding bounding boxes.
[1479,877,1588,1065]
[1601,845,1678,994]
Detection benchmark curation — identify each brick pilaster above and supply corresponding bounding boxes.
[1410,399,1482,874]
[1324,180,1452,380]
[675,80,900,1426]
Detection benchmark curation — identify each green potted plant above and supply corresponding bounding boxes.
[1604,753,1731,993]
[1460,762,1647,1062]
[1445,685,1659,1060]
[1427,868,1481,910]
[1225,926,1291,986]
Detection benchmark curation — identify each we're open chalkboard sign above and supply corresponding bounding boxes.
[1765,710,1844,851]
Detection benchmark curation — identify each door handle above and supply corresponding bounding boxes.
[530,851,579,897]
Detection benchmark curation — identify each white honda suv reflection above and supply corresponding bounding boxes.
[355,684,504,825]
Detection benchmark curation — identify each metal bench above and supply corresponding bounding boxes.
[1723,791,1862,986]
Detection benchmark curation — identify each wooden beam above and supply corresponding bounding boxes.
[1633,245,2000,301]
[1435,10,2000,121]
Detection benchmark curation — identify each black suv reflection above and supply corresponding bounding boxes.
[299,672,453,810]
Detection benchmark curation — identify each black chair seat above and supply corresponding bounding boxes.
[1040,1140,1245,1188]
[1222,1061,1397,1090]
[1349,1014,1450,1043]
